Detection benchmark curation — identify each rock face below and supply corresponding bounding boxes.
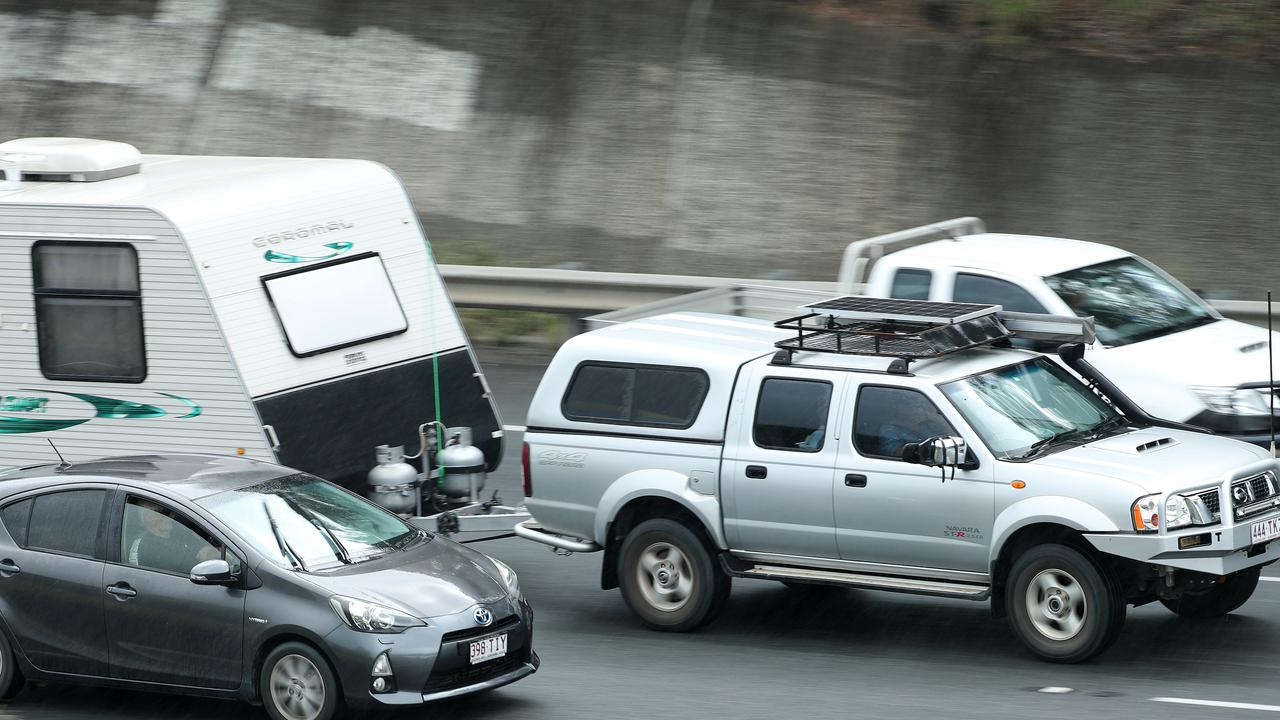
[1,0,1277,295]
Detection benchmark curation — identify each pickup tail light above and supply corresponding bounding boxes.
[521,442,532,497]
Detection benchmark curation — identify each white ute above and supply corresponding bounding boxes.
[845,217,1280,446]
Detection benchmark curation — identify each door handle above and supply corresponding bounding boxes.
[106,583,138,600]
[745,465,768,479]
[0,559,19,577]
[844,473,868,488]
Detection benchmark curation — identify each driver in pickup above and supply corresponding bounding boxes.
[862,389,955,459]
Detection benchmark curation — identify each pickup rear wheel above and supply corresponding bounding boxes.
[618,518,730,632]
[1160,567,1261,619]
[1007,544,1125,663]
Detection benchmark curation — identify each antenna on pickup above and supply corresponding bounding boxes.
[47,439,73,472]
[1269,291,1276,457]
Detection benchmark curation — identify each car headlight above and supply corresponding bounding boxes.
[488,556,521,600]
[1164,494,1193,530]
[1131,495,1159,532]
[1191,386,1272,416]
[329,595,425,633]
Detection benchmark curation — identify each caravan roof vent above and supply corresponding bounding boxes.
[0,137,142,182]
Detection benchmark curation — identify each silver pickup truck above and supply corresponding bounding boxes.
[514,298,1280,662]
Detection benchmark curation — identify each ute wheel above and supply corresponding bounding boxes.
[1161,567,1261,619]
[1007,544,1125,663]
[0,627,25,701]
[618,518,731,632]
[260,642,343,720]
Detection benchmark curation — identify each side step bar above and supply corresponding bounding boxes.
[726,560,990,601]
[513,519,602,553]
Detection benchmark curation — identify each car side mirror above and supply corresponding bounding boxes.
[910,436,968,468]
[190,559,236,586]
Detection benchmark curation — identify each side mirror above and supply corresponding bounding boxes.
[910,436,968,467]
[190,559,236,586]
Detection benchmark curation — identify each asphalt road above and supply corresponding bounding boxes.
[5,344,1280,720]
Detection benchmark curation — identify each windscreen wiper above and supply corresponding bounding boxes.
[1088,415,1130,438]
[279,494,352,565]
[263,501,307,572]
[1023,428,1091,460]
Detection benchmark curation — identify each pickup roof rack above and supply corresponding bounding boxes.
[772,296,1094,367]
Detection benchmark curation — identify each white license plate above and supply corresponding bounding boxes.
[1251,516,1280,544]
[469,633,508,665]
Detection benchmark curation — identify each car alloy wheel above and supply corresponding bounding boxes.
[269,653,326,720]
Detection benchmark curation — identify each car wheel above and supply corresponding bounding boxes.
[260,642,342,720]
[1006,544,1125,663]
[618,518,731,632]
[0,628,25,701]
[1160,567,1261,619]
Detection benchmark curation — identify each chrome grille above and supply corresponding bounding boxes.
[1196,489,1221,517]
[1231,472,1280,519]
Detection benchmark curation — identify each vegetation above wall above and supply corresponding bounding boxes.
[812,0,1280,61]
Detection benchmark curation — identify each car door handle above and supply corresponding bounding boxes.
[0,559,19,576]
[844,473,868,488]
[745,465,768,479]
[106,583,138,600]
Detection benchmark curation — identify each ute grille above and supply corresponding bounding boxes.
[1231,472,1279,519]
[1196,489,1221,517]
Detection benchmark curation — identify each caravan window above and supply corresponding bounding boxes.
[261,253,408,357]
[32,241,146,383]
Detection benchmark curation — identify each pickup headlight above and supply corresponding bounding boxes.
[1131,495,1160,532]
[1164,494,1193,530]
[488,556,521,600]
[1191,386,1272,416]
[329,595,426,633]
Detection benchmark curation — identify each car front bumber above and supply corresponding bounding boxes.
[1085,508,1280,575]
[322,597,536,708]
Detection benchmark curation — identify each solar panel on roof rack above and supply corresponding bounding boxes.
[801,296,999,324]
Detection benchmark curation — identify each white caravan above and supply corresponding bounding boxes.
[0,137,502,489]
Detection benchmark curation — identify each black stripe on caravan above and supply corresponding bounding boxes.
[525,426,722,445]
[256,350,500,491]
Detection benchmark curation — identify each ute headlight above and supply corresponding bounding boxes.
[1191,386,1273,416]
[329,595,425,633]
[1131,495,1159,532]
[488,556,521,600]
[1164,494,1194,530]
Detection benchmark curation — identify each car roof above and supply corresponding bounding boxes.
[887,233,1131,278]
[0,454,291,500]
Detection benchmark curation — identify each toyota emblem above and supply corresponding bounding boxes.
[473,607,494,626]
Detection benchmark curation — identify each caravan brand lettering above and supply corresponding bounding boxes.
[252,220,354,248]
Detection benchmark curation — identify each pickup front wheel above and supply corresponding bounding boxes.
[1007,544,1125,663]
[618,518,731,632]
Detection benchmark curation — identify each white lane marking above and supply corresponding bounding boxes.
[1152,697,1280,712]
[503,425,527,433]
[1261,576,1280,582]
[1038,687,1074,694]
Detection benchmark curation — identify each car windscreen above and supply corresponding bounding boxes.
[199,472,422,572]
[940,358,1122,460]
[1044,256,1216,346]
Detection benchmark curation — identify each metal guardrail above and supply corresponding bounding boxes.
[438,265,1279,329]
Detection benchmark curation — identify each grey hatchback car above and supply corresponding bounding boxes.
[0,454,537,720]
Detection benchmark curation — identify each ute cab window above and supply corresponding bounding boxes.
[32,241,146,382]
[854,386,956,460]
